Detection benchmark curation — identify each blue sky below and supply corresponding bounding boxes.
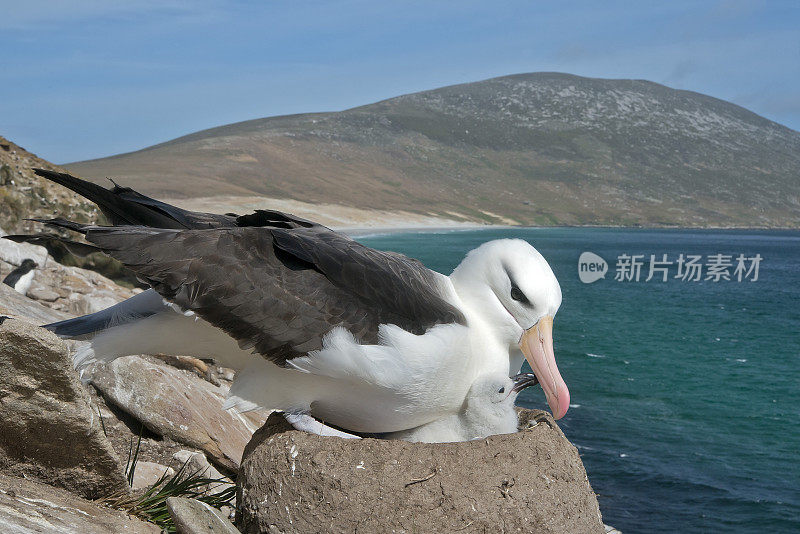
[1,0,798,163]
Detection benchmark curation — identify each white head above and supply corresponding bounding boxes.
[450,239,569,419]
[462,372,540,439]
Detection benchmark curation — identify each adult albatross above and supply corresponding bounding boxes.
[9,169,569,434]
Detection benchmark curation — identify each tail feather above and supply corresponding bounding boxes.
[27,217,91,234]
[73,343,98,378]
[43,288,167,339]
[33,168,236,229]
[4,233,101,256]
[33,168,184,228]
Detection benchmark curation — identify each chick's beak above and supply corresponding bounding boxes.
[518,316,570,419]
[511,372,539,393]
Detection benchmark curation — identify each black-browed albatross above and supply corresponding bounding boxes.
[8,169,570,435]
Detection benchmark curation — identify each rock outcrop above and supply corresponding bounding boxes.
[0,135,98,236]
[0,230,137,316]
[166,497,240,534]
[0,474,160,534]
[0,282,70,324]
[0,231,48,267]
[89,355,268,473]
[237,410,605,534]
[23,259,137,316]
[0,319,127,499]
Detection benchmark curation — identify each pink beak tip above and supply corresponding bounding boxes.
[549,386,571,420]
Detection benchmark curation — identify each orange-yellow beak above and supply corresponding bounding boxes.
[518,316,570,419]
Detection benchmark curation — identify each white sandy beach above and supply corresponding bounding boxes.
[164,194,503,234]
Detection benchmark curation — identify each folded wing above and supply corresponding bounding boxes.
[78,223,465,365]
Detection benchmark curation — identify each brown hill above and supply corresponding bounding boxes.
[64,72,800,227]
[0,136,142,285]
[0,136,98,234]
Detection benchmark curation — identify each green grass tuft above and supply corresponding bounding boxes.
[102,431,236,533]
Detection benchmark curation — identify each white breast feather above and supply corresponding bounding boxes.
[13,270,35,295]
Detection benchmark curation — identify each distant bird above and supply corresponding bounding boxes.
[385,372,539,443]
[7,169,569,438]
[2,258,37,295]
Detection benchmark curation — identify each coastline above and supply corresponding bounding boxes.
[341,223,800,236]
[163,195,799,234]
[340,224,511,237]
[340,223,800,238]
[163,195,501,233]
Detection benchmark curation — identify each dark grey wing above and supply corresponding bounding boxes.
[33,168,237,229]
[34,169,322,231]
[108,184,237,228]
[4,233,101,257]
[82,225,465,364]
[234,209,319,229]
[267,227,465,334]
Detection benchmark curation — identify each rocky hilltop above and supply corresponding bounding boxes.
[0,135,98,235]
[0,135,144,285]
[67,72,800,227]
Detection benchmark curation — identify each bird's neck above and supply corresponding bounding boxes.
[448,277,521,349]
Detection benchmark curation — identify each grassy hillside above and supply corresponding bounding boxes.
[66,73,800,227]
[0,135,98,234]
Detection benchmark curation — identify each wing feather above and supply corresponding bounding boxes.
[83,225,464,365]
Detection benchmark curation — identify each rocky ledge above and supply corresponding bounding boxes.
[0,318,127,499]
[0,473,159,534]
[0,231,137,317]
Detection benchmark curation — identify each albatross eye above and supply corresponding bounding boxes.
[498,387,505,394]
[510,286,528,303]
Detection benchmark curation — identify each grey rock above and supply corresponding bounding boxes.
[0,319,127,499]
[0,473,160,534]
[238,410,605,534]
[172,450,235,497]
[0,281,71,324]
[166,497,239,534]
[24,258,137,316]
[0,231,48,266]
[88,385,211,479]
[1,226,137,317]
[218,368,236,382]
[27,286,60,302]
[130,461,175,490]
[90,356,268,472]
[173,450,221,477]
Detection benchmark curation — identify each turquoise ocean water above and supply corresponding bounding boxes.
[357,228,799,533]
